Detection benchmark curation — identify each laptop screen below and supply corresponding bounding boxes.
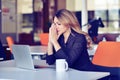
[12,45,35,70]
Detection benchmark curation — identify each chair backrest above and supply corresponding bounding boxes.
[39,33,49,46]
[6,36,14,52]
[19,33,34,45]
[92,41,120,67]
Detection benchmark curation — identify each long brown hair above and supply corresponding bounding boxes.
[54,9,93,49]
[54,9,83,33]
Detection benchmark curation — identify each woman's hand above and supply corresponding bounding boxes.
[49,24,59,44]
[48,23,61,52]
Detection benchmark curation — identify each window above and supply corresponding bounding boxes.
[95,0,120,33]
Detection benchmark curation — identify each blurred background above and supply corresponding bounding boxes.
[0,0,120,48]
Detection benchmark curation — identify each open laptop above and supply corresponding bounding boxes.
[11,44,50,70]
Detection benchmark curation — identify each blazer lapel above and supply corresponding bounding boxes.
[67,33,76,48]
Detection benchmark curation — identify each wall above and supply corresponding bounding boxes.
[66,0,75,11]
[57,0,66,10]
[1,0,17,44]
[2,0,17,33]
[66,0,95,11]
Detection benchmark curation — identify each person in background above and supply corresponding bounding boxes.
[46,9,94,71]
[0,40,6,60]
[88,17,104,43]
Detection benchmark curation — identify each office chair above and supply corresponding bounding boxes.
[38,33,49,46]
[92,41,120,79]
[6,36,14,53]
[19,33,35,45]
[92,41,120,67]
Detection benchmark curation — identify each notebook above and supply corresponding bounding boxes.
[11,44,49,70]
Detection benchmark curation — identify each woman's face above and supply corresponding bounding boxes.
[52,17,69,36]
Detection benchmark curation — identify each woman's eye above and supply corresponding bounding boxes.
[57,23,61,25]
[52,22,61,26]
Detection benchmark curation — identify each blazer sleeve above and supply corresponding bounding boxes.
[54,35,87,67]
[46,54,56,65]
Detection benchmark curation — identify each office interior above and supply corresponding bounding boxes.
[0,0,120,60]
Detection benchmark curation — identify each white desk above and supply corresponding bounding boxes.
[30,45,97,60]
[30,45,98,56]
[30,46,47,59]
[8,45,96,57]
[0,60,110,80]
[30,45,47,55]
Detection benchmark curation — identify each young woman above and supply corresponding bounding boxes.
[45,9,119,79]
[46,9,94,71]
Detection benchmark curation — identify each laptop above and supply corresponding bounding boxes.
[11,44,49,70]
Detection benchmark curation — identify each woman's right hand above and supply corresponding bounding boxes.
[49,23,58,44]
[48,23,61,52]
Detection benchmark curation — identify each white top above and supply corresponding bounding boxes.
[0,60,110,80]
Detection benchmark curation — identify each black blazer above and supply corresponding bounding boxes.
[46,29,93,71]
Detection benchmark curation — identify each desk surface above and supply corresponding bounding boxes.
[0,60,110,80]
[8,45,97,57]
[30,45,98,56]
[30,46,47,55]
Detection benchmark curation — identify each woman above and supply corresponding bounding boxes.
[46,9,94,71]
